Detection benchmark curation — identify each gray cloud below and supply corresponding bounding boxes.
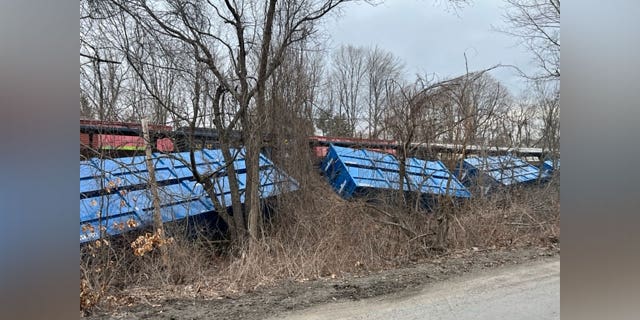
[323,0,537,95]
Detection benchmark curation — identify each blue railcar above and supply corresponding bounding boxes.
[80,149,297,243]
[542,159,560,174]
[455,155,549,195]
[406,158,471,199]
[321,144,471,203]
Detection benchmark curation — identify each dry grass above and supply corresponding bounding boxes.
[80,169,560,315]
[221,182,431,292]
[449,179,560,250]
[221,176,560,294]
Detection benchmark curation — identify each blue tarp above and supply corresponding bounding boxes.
[455,155,549,194]
[80,149,297,243]
[321,144,471,200]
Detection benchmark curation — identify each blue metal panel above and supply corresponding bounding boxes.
[321,145,358,198]
[543,159,559,173]
[456,155,549,192]
[321,144,471,200]
[406,158,471,198]
[80,192,144,243]
[80,148,298,243]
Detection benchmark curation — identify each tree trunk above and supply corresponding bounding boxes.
[245,134,262,241]
[436,211,450,249]
[398,145,408,206]
[245,0,277,242]
[142,118,169,267]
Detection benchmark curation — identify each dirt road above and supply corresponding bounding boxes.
[269,258,559,320]
[87,248,559,320]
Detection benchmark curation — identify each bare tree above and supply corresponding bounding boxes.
[330,45,368,136]
[417,68,508,149]
[499,0,560,81]
[101,0,358,245]
[267,47,320,140]
[497,0,560,160]
[465,74,511,146]
[364,46,404,138]
[80,0,127,121]
[264,43,323,177]
[534,81,560,159]
[502,99,538,147]
[382,74,472,203]
[322,45,403,138]
[383,79,421,202]
[391,66,506,248]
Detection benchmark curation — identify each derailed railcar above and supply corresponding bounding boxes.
[321,144,471,209]
[542,159,560,175]
[80,148,298,244]
[455,155,550,196]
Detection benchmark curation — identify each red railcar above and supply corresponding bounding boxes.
[80,119,174,152]
[80,120,402,159]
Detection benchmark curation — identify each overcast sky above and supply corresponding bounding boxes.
[323,0,535,96]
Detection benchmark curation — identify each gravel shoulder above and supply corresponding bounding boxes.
[87,247,559,320]
[271,256,559,320]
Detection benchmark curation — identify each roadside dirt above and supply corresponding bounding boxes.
[86,246,558,320]
[270,258,560,320]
